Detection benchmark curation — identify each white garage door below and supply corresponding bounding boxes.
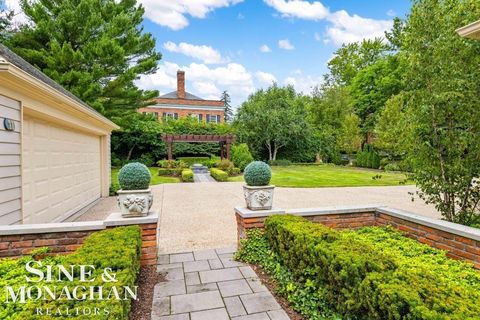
[22,115,101,223]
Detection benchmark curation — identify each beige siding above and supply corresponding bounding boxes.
[22,115,101,223]
[0,94,22,225]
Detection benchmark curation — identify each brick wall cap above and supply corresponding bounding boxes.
[376,207,480,241]
[104,211,159,227]
[288,205,381,217]
[0,221,105,235]
[235,207,286,218]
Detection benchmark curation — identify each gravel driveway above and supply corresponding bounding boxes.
[77,183,439,253]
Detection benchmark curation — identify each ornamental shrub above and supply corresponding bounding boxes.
[231,143,254,171]
[177,157,210,166]
[181,169,194,182]
[158,168,182,176]
[157,159,188,169]
[216,159,234,173]
[210,168,228,182]
[0,226,142,319]
[244,161,272,186]
[118,162,151,190]
[263,215,480,319]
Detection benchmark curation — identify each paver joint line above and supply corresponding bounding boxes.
[153,247,286,320]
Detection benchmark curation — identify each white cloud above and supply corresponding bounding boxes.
[255,71,277,85]
[260,44,271,53]
[278,39,294,50]
[265,0,392,46]
[264,0,329,20]
[139,0,243,30]
[326,10,392,45]
[4,0,29,25]
[163,41,226,64]
[136,61,255,104]
[283,71,322,94]
[387,9,396,17]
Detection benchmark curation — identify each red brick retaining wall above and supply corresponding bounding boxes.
[235,207,480,269]
[0,219,158,266]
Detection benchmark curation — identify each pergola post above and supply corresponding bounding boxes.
[220,142,225,160]
[167,141,173,161]
[226,142,231,160]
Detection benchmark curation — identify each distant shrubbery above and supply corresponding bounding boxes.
[231,144,254,171]
[210,168,228,182]
[181,169,194,182]
[355,145,381,169]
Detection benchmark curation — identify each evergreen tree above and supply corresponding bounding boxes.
[221,90,234,122]
[6,0,161,118]
[0,5,14,42]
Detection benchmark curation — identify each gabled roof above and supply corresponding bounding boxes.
[159,90,204,100]
[457,20,480,39]
[0,44,117,129]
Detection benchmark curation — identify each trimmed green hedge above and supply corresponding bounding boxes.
[210,168,228,182]
[264,215,480,320]
[181,169,194,182]
[158,168,182,176]
[177,157,210,166]
[0,226,142,320]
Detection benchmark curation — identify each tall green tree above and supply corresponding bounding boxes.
[326,38,390,86]
[374,94,409,159]
[349,55,403,133]
[402,0,480,225]
[221,90,234,123]
[234,84,310,161]
[6,0,161,118]
[337,113,362,156]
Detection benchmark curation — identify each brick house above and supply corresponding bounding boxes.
[138,71,225,123]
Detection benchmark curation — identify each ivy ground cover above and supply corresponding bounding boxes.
[236,215,480,320]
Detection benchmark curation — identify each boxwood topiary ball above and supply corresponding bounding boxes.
[244,161,272,186]
[118,162,151,190]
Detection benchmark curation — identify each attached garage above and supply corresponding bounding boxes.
[0,45,118,225]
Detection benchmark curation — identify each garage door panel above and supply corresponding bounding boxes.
[23,116,101,223]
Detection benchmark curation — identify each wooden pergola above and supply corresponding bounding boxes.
[161,134,236,161]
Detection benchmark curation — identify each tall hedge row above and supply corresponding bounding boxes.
[264,215,480,320]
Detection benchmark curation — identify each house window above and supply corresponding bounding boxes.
[154,112,159,119]
[163,112,178,121]
[188,114,201,122]
[142,112,148,116]
[206,114,220,124]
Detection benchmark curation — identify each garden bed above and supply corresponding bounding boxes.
[235,215,480,319]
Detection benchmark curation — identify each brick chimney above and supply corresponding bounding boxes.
[177,70,185,99]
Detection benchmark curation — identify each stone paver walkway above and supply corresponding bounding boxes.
[193,173,216,183]
[152,246,289,320]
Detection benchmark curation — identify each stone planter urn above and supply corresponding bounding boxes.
[242,161,275,211]
[116,162,153,217]
[117,189,153,217]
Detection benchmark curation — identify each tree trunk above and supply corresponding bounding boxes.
[266,141,273,161]
[126,145,135,161]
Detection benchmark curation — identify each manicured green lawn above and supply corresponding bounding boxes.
[228,164,411,187]
[112,167,180,186]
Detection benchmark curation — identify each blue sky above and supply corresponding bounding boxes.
[5,0,411,107]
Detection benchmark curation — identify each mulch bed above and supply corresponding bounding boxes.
[129,265,165,320]
[249,263,304,320]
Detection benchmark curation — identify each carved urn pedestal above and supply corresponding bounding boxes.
[117,189,153,218]
[243,185,275,211]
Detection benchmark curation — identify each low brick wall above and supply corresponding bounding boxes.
[235,206,480,269]
[0,212,159,266]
